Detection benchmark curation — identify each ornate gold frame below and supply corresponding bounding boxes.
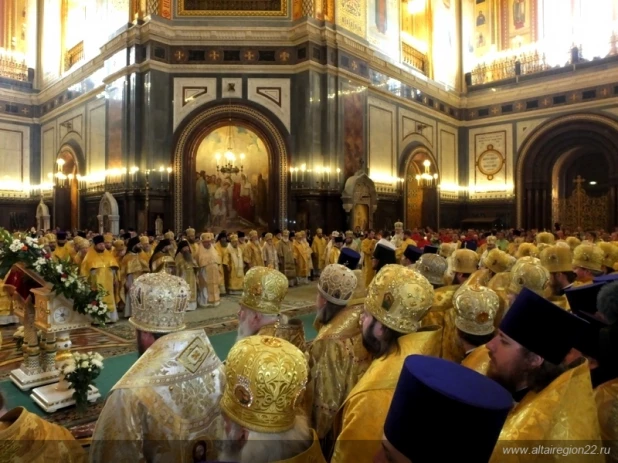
[177,0,287,17]
[476,144,504,180]
[173,104,288,233]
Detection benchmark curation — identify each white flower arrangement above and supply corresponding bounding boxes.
[60,351,104,412]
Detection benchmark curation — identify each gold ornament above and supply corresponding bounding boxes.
[536,232,555,245]
[482,248,511,274]
[453,285,500,336]
[508,261,550,296]
[540,245,573,273]
[240,267,288,315]
[416,254,448,286]
[186,227,196,238]
[439,242,457,258]
[451,249,479,274]
[598,242,618,268]
[220,335,308,434]
[516,243,539,259]
[364,264,434,334]
[565,236,581,250]
[200,232,214,242]
[572,244,604,272]
[318,264,358,305]
[129,273,190,333]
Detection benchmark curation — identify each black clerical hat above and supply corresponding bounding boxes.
[404,245,423,263]
[565,282,605,315]
[338,248,361,270]
[92,235,104,245]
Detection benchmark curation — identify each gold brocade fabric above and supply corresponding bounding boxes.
[361,238,376,288]
[245,241,265,268]
[395,238,417,261]
[0,407,86,463]
[307,304,372,439]
[293,240,310,277]
[258,321,306,351]
[311,236,327,272]
[491,361,604,463]
[277,240,297,279]
[273,429,327,463]
[487,271,511,324]
[327,247,341,266]
[548,294,571,311]
[174,253,198,304]
[80,249,118,311]
[150,253,176,274]
[461,344,490,375]
[465,268,493,287]
[594,379,618,463]
[224,246,244,291]
[90,330,225,463]
[119,253,147,303]
[421,285,463,361]
[51,245,71,261]
[330,327,442,463]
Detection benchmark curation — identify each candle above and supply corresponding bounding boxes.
[167,167,172,183]
[337,168,341,183]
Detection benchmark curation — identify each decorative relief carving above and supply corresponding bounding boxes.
[256,88,282,107]
[173,78,217,131]
[247,79,290,132]
[336,0,367,38]
[178,0,287,16]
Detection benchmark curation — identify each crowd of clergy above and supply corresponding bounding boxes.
[2,221,618,462]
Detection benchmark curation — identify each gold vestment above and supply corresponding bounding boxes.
[150,252,175,274]
[421,285,463,362]
[277,240,296,280]
[492,361,604,463]
[174,253,198,309]
[293,240,310,277]
[80,249,118,316]
[51,245,71,261]
[331,327,442,462]
[0,407,86,463]
[244,242,264,268]
[327,247,341,266]
[196,245,222,305]
[461,344,490,375]
[224,245,244,292]
[311,236,327,272]
[395,238,417,261]
[307,304,372,439]
[361,238,376,287]
[594,378,618,463]
[90,330,225,462]
[258,320,306,351]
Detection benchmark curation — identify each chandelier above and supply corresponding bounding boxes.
[415,159,438,187]
[215,123,245,175]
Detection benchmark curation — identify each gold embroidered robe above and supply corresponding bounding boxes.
[150,252,176,274]
[326,246,341,266]
[244,241,264,269]
[395,237,417,261]
[90,330,225,463]
[421,285,463,362]
[51,245,71,261]
[293,240,310,277]
[461,344,490,375]
[491,361,604,463]
[174,253,198,310]
[196,245,222,305]
[277,239,296,280]
[258,318,306,351]
[262,242,279,270]
[487,271,511,325]
[80,249,118,320]
[214,242,228,293]
[465,268,493,287]
[547,294,571,311]
[139,249,152,268]
[224,245,244,292]
[0,407,86,463]
[311,236,327,272]
[361,238,376,287]
[273,429,326,463]
[594,378,618,463]
[119,252,148,317]
[307,304,372,439]
[331,327,443,463]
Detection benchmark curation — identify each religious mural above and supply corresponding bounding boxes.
[342,84,365,180]
[367,0,400,60]
[431,0,459,87]
[195,126,269,233]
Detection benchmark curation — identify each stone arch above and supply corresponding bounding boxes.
[172,100,290,233]
[516,113,618,229]
[399,142,440,230]
[98,192,120,235]
[36,200,50,231]
[341,171,378,230]
[55,140,85,231]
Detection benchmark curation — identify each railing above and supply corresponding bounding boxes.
[402,42,428,75]
[470,50,551,86]
[0,51,28,81]
[64,41,84,72]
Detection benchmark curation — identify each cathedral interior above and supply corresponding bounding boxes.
[0,0,617,234]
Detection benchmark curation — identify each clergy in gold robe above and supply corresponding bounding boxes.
[394,231,417,261]
[361,232,377,287]
[342,230,360,253]
[293,231,311,284]
[243,230,264,269]
[174,240,198,311]
[262,233,279,270]
[51,232,71,261]
[224,234,244,294]
[331,265,442,462]
[219,335,326,463]
[276,230,296,287]
[594,379,618,462]
[196,232,222,307]
[214,233,229,294]
[119,237,149,318]
[540,245,575,310]
[91,273,225,463]
[186,227,200,256]
[72,237,89,266]
[326,236,343,265]
[311,228,327,276]
[308,265,371,443]
[0,406,87,462]
[485,289,604,462]
[149,239,175,274]
[138,236,152,268]
[80,235,119,322]
[112,239,126,267]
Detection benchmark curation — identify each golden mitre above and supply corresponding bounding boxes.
[515,242,539,259]
[486,235,497,245]
[572,244,604,272]
[451,249,479,274]
[220,335,308,434]
[453,285,500,336]
[510,256,540,276]
[113,239,124,250]
[229,233,239,242]
[139,236,149,245]
[536,231,555,245]
[103,233,113,243]
[566,236,581,250]
[240,267,288,315]
[200,232,214,242]
[508,261,550,296]
[46,233,56,243]
[416,254,448,286]
[540,245,572,273]
[185,227,196,237]
[164,231,175,240]
[129,273,189,333]
[73,236,90,250]
[296,230,305,238]
[439,242,457,258]
[264,233,273,240]
[249,230,258,238]
[316,228,323,234]
[365,264,434,334]
[318,264,358,305]
[598,242,618,268]
[394,221,403,229]
[483,248,511,274]
[38,237,48,247]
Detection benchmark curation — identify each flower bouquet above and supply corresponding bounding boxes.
[0,228,109,325]
[60,351,104,412]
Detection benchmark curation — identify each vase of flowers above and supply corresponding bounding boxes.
[59,351,104,412]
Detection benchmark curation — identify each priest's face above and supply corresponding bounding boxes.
[49,242,57,251]
[374,435,411,463]
[104,242,112,251]
[220,414,247,462]
[486,329,536,392]
[236,306,259,342]
[95,243,105,253]
[361,310,386,357]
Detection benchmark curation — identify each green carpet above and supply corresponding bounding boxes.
[0,312,318,419]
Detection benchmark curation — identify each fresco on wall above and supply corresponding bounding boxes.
[367,0,400,60]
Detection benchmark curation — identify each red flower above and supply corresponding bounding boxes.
[92,301,98,306]
[61,273,68,279]
[21,245,27,251]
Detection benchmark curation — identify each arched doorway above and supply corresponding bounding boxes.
[54,147,81,231]
[98,192,120,235]
[401,146,439,230]
[172,102,289,234]
[517,114,618,230]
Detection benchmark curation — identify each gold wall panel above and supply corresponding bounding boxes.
[336,0,366,38]
[178,0,287,17]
